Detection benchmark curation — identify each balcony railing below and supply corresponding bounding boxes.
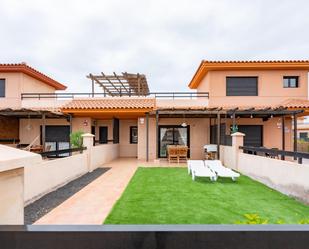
[21,92,209,100]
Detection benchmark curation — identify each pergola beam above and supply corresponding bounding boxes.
[88,72,149,96]
[101,72,121,94]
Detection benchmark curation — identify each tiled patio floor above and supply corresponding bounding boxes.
[35,158,185,224]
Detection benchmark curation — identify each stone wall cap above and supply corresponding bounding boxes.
[231,132,246,137]
[81,133,95,137]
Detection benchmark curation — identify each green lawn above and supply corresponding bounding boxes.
[104,167,309,224]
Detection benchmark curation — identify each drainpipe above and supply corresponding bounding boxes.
[146,113,149,162]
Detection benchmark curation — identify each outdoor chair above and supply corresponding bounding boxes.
[167,145,178,163]
[205,160,240,181]
[187,160,217,181]
[177,146,188,163]
[265,147,279,159]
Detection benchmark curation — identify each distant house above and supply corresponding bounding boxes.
[0,60,309,160]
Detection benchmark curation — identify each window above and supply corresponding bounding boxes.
[283,76,298,88]
[299,132,308,139]
[0,79,5,97]
[130,126,138,144]
[226,77,258,96]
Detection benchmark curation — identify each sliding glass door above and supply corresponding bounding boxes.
[158,125,190,158]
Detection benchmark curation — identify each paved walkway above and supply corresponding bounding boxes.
[35,158,138,224]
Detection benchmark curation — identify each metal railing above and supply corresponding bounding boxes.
[39,146,86,158]
[0,225,309,249]
[239,146,309,164]
[21,92,209,100]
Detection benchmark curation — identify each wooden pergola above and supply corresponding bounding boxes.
[0,108,71,151]
[87,72,150,96]
[142,107,304,161]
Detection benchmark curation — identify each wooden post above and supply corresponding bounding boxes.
[91,79,94,97]
[293,113,297,160]
[232,112,236,129]
[281,115,285,160]
[69,114,72,155]
[209,118,212,143]
[146,113,149,162]
[217,112,221,159]
[156,111,159,159]
[42,113,46,151]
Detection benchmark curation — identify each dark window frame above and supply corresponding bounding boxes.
[158,125,190,158]
[130,126,138,144]
[226,76,258,96]
[0,79,5,97]
[283,76,299,88]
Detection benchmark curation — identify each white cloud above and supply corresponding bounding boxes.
[0,0,309,92]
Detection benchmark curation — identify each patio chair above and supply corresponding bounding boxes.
[188,160,217,181]
[205,160,240,181]
[167,145,178,163]
[177,145,188,163]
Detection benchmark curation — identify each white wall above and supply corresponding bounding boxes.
[220,145,236,170]
[0,145,42,224]
[24,153,88,204]
[237,153,309,204]
[91,144,119,169]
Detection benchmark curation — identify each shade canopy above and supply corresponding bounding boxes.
[88,72,150,96]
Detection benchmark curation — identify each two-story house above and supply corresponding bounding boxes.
[0,60,308,162]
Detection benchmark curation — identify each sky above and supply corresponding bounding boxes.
[1,0,309,93]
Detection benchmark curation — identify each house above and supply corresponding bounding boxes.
[0,60,309,161]
[297,117,309,141]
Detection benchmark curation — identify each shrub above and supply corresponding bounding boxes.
[70,131,84,148]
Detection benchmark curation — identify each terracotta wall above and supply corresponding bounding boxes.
[224,117,293,151]
[138,116,293,161]
[119,119,137,157]
[19,118,68,145]
[138,117,210,160]
[0,116,19,141]
[0,72,22,108]
[0,72,57,109]
[197,70,308,106]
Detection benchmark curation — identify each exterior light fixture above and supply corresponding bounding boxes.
[250,114,253,119]
[139,117,144,125]
[181,114,187,127]
[181,122,187,127]
[270,114,273,118]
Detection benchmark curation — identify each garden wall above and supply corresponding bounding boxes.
[24,153,88,204]
[220,133,309,204]
[91,144,119,169]
[237,153,309,204]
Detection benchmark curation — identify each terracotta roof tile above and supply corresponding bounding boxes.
[62,98,156,110]
[0,63,67,90]
[280,99,309,108]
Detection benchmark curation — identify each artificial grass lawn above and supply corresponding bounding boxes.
[104,167,309,224]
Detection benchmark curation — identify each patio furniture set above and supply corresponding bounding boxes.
[167,145,188,163]
[187,160,240,182]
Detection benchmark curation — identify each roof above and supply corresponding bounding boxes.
[61,98,156,110]
[280,99,309,109]
[189,60,309,89]
[0,63,67,90]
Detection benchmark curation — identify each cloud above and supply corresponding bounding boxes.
[0,0,309,92]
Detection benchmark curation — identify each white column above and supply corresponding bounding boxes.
[82,133,95,172]
[231,132,245,170]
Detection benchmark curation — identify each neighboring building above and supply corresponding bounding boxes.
[297,117,309,141]
[1,60,309,160]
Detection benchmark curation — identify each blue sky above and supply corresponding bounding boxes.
[1,0,309,92]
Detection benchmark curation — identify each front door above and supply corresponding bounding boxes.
[158,125,190,158]
[238,125,263,147]
[99,126,108,144]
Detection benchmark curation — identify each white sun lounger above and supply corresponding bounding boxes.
[204,160,240,181]
[187,160,217,181]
